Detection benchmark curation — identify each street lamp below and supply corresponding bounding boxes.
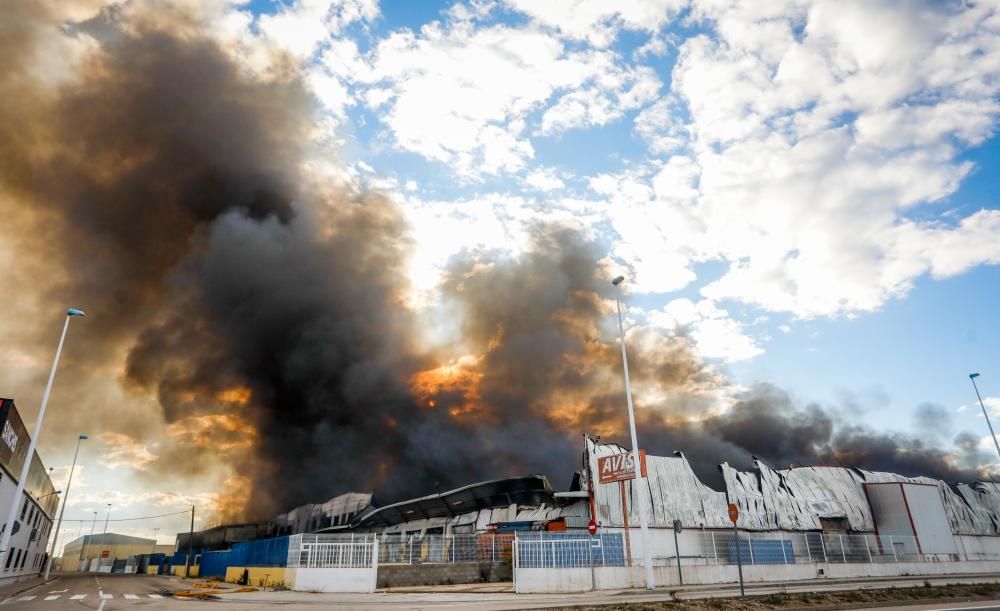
[0,308,85,569]
[80,511,97,571]
[44,434,88,578]
[970,374,1000,464]
[101,504,111,566]
[611,276,654,590]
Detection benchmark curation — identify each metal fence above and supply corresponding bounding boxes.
[376,533,515,564]
[695,531,931,566]
[287,534,376,569]
[514,533,626,568]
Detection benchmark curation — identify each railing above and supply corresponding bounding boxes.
[514,533,626,568]
[376,533,514,565]
[695,531,931,565]
[287,534,376,569]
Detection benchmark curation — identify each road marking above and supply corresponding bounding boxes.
[49,589,69,593]
[148,594,163,599]
[71,594,87,600]
[99,591,113,599]
[44,595,60,600]
[98,600,106,611]
[17,596,37,601]
[929,606,1000,611]
[124,594,139,599]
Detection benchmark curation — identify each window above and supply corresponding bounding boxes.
[20,499,27,520]
[4,547,14,569]
[19,549,26,569]
[27,506,34,525]
[13,549,21,571]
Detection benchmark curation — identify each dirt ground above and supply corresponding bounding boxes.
[549,581,1000,610]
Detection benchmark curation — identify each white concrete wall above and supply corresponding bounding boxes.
[956,535,1000,560]
[0,471,54,585]
[515,559,1000,593]
[286,567,376,593]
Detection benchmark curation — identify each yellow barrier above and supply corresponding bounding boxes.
[171,565,200,577]
[225,566,286,588]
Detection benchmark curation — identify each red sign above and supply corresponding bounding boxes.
[728,503,739,524]
[101,550,110,558]
[588,519,598,535]
[597,450,647,484]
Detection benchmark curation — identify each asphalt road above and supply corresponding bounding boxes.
[3,572,1000,610]
[1,574,180,610]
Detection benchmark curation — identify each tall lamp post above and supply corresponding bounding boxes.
[80,511,97,570]
[44,434,88,578]
[100,504,111,567]
[611,276,654,590]
[970,374,1000,463]
[0,308,85,568]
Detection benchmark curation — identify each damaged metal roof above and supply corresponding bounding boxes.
[586,437,1000,535]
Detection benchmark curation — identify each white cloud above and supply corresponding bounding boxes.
[349,19,662,177]
[257,0,378,59]
[618,0,1000,317]
[647,298,763,362]
[503,0,688,47]
[523,167,566,192]
[98,433,157,470]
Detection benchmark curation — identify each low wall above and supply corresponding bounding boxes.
[515,560,1000,593]
[286,567,376,593]
[378,562,511,587]
[224,566,287,588]
[169,565,200,577]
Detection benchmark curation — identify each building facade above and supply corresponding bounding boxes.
[59,533,173,571]
[0,398,58,584]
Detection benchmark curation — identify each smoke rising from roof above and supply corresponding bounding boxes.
[0,1,989,521]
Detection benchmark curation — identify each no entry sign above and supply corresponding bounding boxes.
[588,519,598,535]
[727,503,739,523]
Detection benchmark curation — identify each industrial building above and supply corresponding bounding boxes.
[59,533,173,572]
[0,398,58,585]
[172,434,1000,588]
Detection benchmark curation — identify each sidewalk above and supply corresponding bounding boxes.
[205,572,1000,610]
[0,575,56,600]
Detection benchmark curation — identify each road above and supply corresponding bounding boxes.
[2,572,1000,610]
[1,574,180,609]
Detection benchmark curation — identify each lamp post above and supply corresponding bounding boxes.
[44,434,88,578]
[80,511,97,570]
[611,276,654,590]
[0,308,85,569]
[152,528,159,555]
[970,374,1000,463]
[100,504,111,567]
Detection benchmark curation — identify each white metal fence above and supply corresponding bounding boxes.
[514,533,625,568]
[376,534,514,564]
[695,531,939,566]
[287,534,377,569]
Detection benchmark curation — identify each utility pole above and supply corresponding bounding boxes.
[151,528,159,555]
[100,504,111,568]
[184,506,194,578]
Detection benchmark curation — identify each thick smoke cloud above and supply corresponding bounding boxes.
[0,1,989,522]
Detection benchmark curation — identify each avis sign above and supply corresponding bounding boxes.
[597,450,647,484]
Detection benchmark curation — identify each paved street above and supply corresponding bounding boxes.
[0,574,180,609]
[3,572,1000,610]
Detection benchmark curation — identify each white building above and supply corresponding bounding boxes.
[0,397,58,584]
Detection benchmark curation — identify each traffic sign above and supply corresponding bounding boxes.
[673,519,682,534]
[727,503,739,523]
[588,519,598,535]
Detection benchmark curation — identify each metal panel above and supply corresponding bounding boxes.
[903,484,959,554]
[865,483,915,540]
